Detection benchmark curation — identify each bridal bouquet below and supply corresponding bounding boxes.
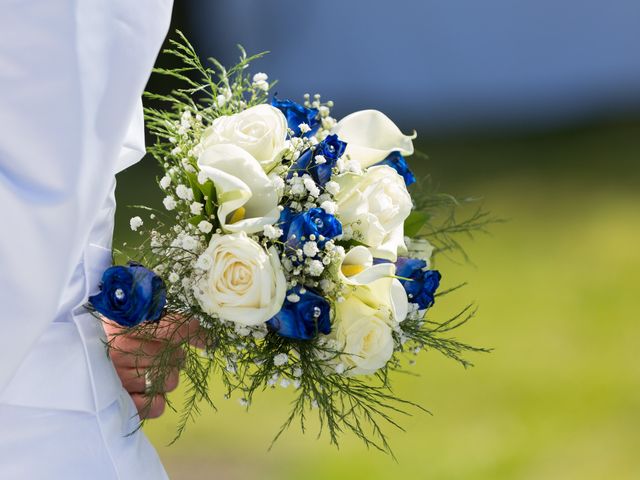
[89,33,489,454]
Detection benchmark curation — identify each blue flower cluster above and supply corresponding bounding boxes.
[271,97,320,137]
[279,207,342,251]
[395,257,441,309]
[267,287,331,340]
[89,262,166,327]
[289,134,347,186]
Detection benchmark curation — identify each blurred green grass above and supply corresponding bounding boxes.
[116,120,640,479]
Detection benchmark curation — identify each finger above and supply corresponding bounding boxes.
[117,367,181,395]
[110,347,185,374]
[105,314,207,350]
[164,316,209,350]
[131,393,166,419]
[108,339,167,369]
[116,367,147,394]
[163,368,180,393]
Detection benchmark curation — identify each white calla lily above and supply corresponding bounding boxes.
[197,143,280,234]
[332,109,416,168]
[354,277,409,325]
[337,246,395,285]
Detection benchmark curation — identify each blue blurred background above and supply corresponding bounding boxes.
[119,2,640,479]
[187,0,640,133]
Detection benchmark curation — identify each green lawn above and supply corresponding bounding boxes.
[116,121,640,479]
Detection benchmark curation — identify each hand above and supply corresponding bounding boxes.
[103,315,203,419]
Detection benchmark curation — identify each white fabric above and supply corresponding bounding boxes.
[0,0,173,478]
[0,395,167,480]
[0,0,172,390]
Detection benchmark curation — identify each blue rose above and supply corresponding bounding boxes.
[271,97,320,137]
[267,287,331,340]
[289,134,347,186]
[277,207,296,242]
[395,257,441,309]
[376,151,416,186]
[89,262,166,327]
[282,208,342,252]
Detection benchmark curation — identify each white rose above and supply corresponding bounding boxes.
[202,104,288,170]
[193,232,286,326]
[198,143,280,234]
[335,165,412,261]
[332,279,406,376]
[332,109,416,168]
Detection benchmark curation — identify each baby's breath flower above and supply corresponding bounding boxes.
[298,123,311,134]
[273,353,289,366]
[303,241,319,258]
[163,196,177,211]
[190,202,203,215]
[159,175,171,189]
[129,216,143,231]
[279,378,291,388]
[267,374,279,387]
[308,259,324,276]
[168,272,180,283]
[195,254,212,271]
[252,72,269,91]
[345,159,363,174]
[287,293,300,303]
[303,177,320,197]
[198,220,213,233]
[320,200,337,215]
[290,182,306,197]
[325,181,340,196]
[181,235,199,251]
[322,116,337,130]
[150,234,162,249]
[175,184,193,201]
[252,329,267,340]
[319,279,334,293]
[263,224,283,240]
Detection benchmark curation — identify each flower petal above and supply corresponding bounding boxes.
[332,110,415,168]
[339,246,396,285]
[198,143,279,234]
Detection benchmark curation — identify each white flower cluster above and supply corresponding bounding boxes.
[252,72,269,92]
[303,93,337,141]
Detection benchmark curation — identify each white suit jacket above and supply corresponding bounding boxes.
[0,0,173,395]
